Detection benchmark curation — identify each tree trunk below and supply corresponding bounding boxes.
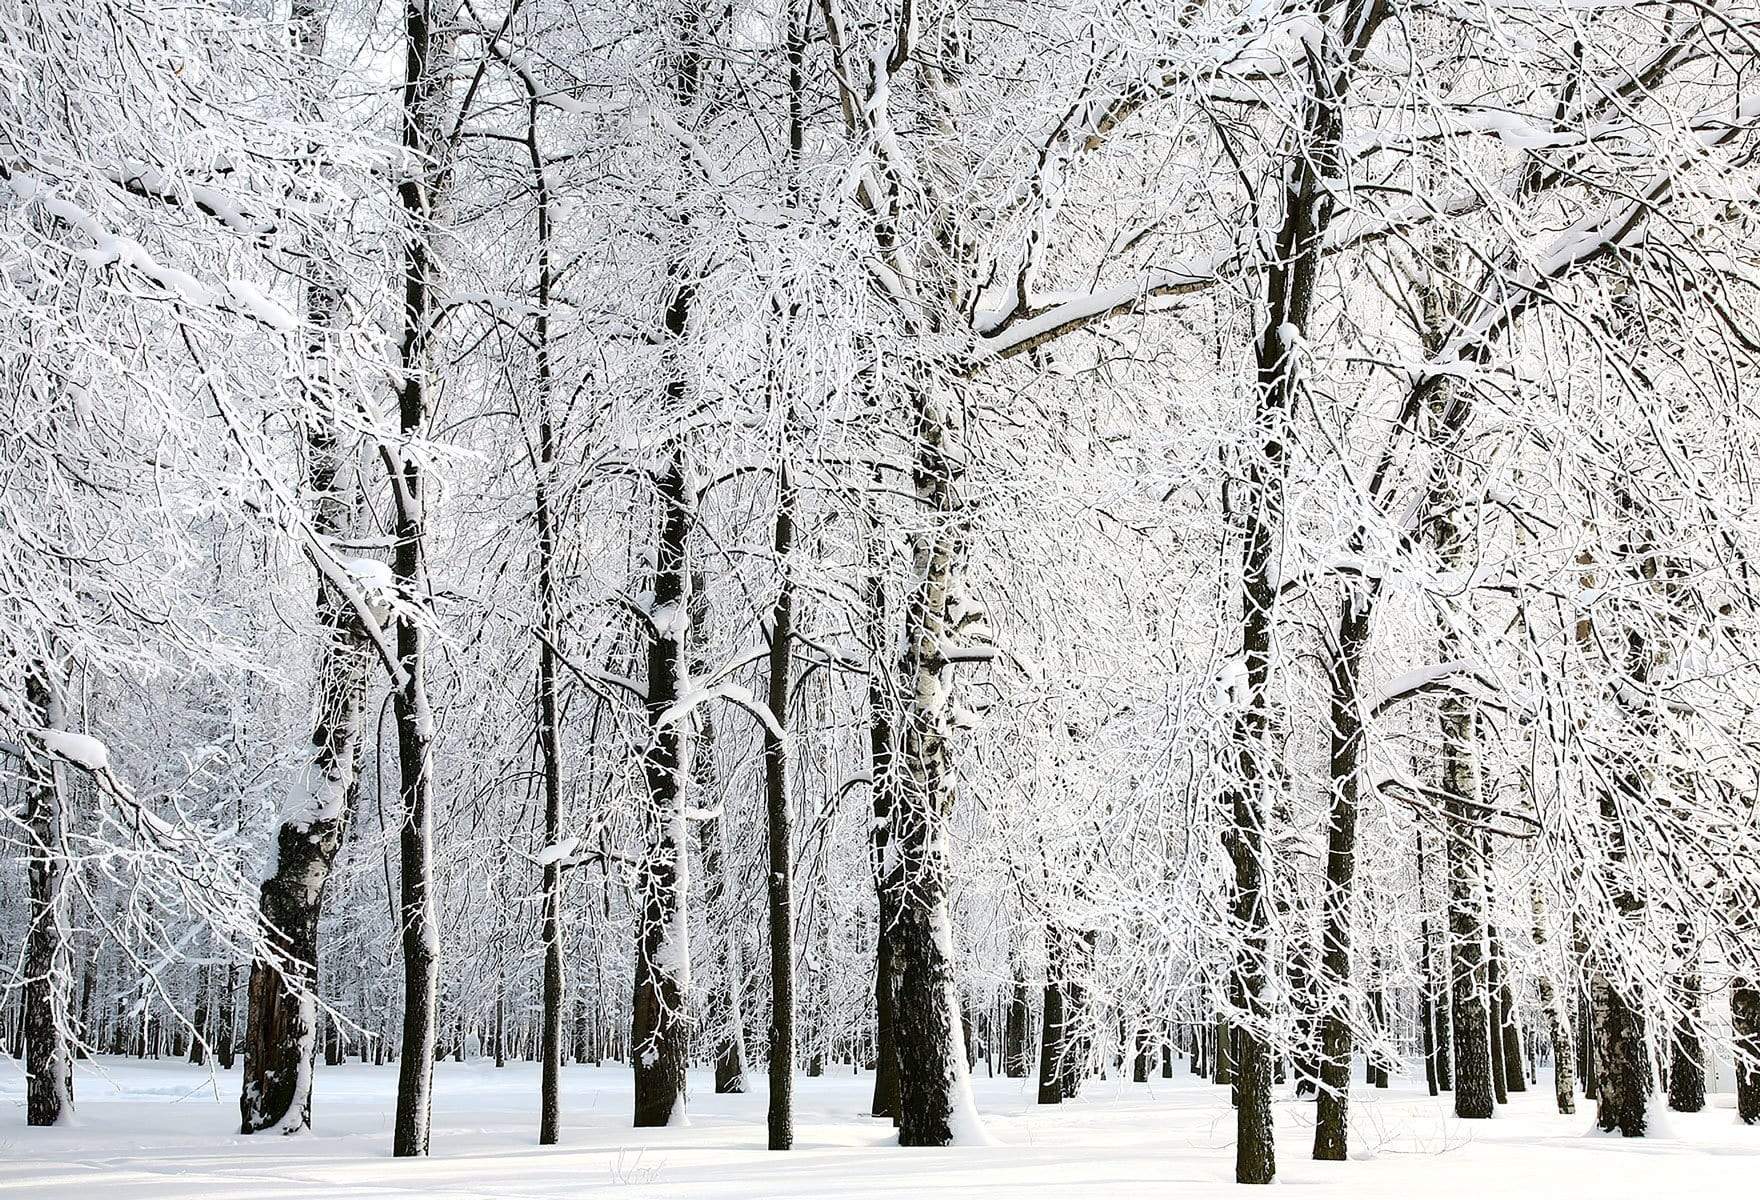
[1490,926,1523,1094]
[866,553,901,1123]
[241,0,374,1139]
[190,964,211,1066]
[762,458,798,1151]
[1005,978,1032,1079]
[1589,972,1650,1135]
[1487,927,1509,1105]
[1036,979,1065,1105]
[1530,886,1576,1114]
[24,669,73,1127]
[1733,975,1759,1124]
[1582,559,1650,1138]
[885,370,984,1147]
[696,790,748,1096]
[1432,411,1493,1119]
[1314,599,1370,1160]
[526,80,566,1150]
[1666,973,1703,1113]
[686,571,748,1099]
[388,0,453,1157]
[631,451,693,1128]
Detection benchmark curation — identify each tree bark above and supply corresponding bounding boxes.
[1314,599,1369,1160]
[631,451,693,1128]
[1487,927,1509,1104]
[1036,951,1066,1105]
[1005,977,1032,1079]
[24,668,73,1127]
[1530,886,1576,1114]
[762,457,798,1151]
[524,78,567,1149]
[1490,926,1524,1095]
[1582,559,1651,1138]
[1733,975,1759,1124]
[1666,972,1703,1113]
[241,0,374,1138]
[865,542,901,1123]
[388,0,453,1157]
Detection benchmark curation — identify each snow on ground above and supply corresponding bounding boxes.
[2,1058,1754,1198]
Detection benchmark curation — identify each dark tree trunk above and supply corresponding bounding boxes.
[1667,933,1703,1114]
[865,538,900,1123]
[760,9,808,1149]
[631,452,693,1128]
[891,836,975,1143]
[762,457,798,1151]
[1369,956,1389,1089]
[1421,983,1438,1096]
[1418,828,1439,1096]
[1314,599,1370,1160]
[1666,979,1703,1113]
[1579,984,1596,1099]
[1228,2,1385,1176]
[387,0,452,1158]
[1490,926,1523,1094]
[698,806,747,1095]
[886,372,983,1147]
[24,670,73,1127]
[1036,979,1065,1105]
[1213,1012,1233,1086]
[1487,929,1509,1105]
[76,949,96,1061]
[1733,976,1759,1124]
[1005,978,1032,1079]
[1442,775,1495,1116]
[526,81,566,1149]
[1584,566,1650,1138]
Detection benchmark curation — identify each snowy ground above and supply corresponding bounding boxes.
[2,1057,1754,1198]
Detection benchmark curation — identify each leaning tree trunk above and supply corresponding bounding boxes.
[240,0,375,1139]
[387,0,453,1157]
[24,669,73,1127]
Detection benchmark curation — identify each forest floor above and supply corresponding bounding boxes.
[2,1057,1754,1198]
